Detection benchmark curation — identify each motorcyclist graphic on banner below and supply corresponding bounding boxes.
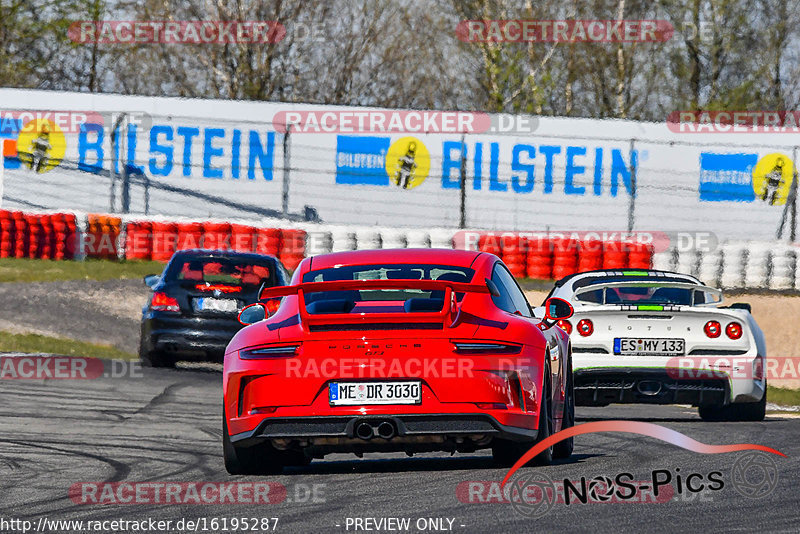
[391,140,418,189]
[27,125,53,173]
[760,157,786,205]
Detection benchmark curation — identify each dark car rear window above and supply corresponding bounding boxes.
[164,255,276,288]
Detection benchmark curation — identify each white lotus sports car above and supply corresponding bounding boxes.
[540,269,766,421]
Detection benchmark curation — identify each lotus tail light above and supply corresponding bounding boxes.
[577,319,594,337]
[725,322,743,340]
[151,292,180,312]
[240,344,300,359]
[704,320,721,338]
[556,319,572,335]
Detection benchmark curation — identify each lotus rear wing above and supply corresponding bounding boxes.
[259,279,491,328]
[573,281,722,306]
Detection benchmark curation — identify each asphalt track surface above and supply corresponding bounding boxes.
[0,358,798,534]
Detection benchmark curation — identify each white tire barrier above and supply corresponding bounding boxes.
[651,248,676,272]
[406,230,431,248]
[697,249,723,287]
[429,229,455,249]
[306,230,333,256]
[355,228,382,250]
[720,241,746,289]
[744,242,771,288]
[331,227,357,252]
[379,229,407,249]
[770,245,795,290]
[675,247,699,277]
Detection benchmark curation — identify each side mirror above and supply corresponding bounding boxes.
[238,303,266,325]
[144,274,160,288]
[544,297,573,321]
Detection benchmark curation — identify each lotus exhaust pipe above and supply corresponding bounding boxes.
[355,422,374,440]
[376,421,396,440]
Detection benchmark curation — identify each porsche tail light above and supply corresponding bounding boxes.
[452,341,522,354]
[725,322,743,340]
[556,319,572,334]
[151,292,179,312]
[240,344,300,359]
[577,318,594,337]
[704,320,721,338]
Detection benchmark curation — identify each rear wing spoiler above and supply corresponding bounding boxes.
[259,279,491,327]
[573,281,722,306]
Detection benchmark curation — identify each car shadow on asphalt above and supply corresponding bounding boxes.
[282,453,600,475]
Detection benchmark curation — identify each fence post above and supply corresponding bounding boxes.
[459,133,467,229]
[282,124,292,217]
[109,114,125,213]
[627,138,637,232]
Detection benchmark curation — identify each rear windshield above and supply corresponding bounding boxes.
[165,255,276,288]
[576,285,707,305]
[301,264,475,313]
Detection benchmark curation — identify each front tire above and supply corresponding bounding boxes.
[139,348,176,368]
[553,356,574,460]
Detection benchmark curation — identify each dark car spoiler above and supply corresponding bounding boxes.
[259,279,490,327]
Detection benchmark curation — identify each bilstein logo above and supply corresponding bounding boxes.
[752,153,795,206]
[15,119,66,173]
[386,137,430,189]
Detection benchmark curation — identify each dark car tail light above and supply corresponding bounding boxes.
[452,341,522,354]
[577,318,594,337]
[725,322,743,339]
[195,284,242,293]
[556,319,572,334]
[151,292,179,312]
[704,320,721,338]
[240,344,300,359]
[265,298,282,317]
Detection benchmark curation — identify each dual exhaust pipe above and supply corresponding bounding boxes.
[355,421,396,440]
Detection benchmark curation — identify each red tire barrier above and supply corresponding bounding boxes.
[279,229,307,271]
[602,241,628,269]
[552,238,579,280]
[12,212,27,259]
[0,210,14,258]
[151,222,178,262]
[125,221,152,260]
[578,239,604,272]
[526,237,552,279]
[628,242,653,269]
[478,233,502,256]
[231,224,256,253]
[39,214,53,259]
[177,222,203,251]
[500,233,527,278]
[202,222,231,250]
[256,228,281,256]
[25,215,42,259]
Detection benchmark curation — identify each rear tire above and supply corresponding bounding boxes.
[492,377,554,467]
[553,356,574,460]
[699,385,766,422]
[223,418,286,475]
[139,348,176,368]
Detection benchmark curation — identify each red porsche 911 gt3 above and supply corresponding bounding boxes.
[222,249,575,474]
